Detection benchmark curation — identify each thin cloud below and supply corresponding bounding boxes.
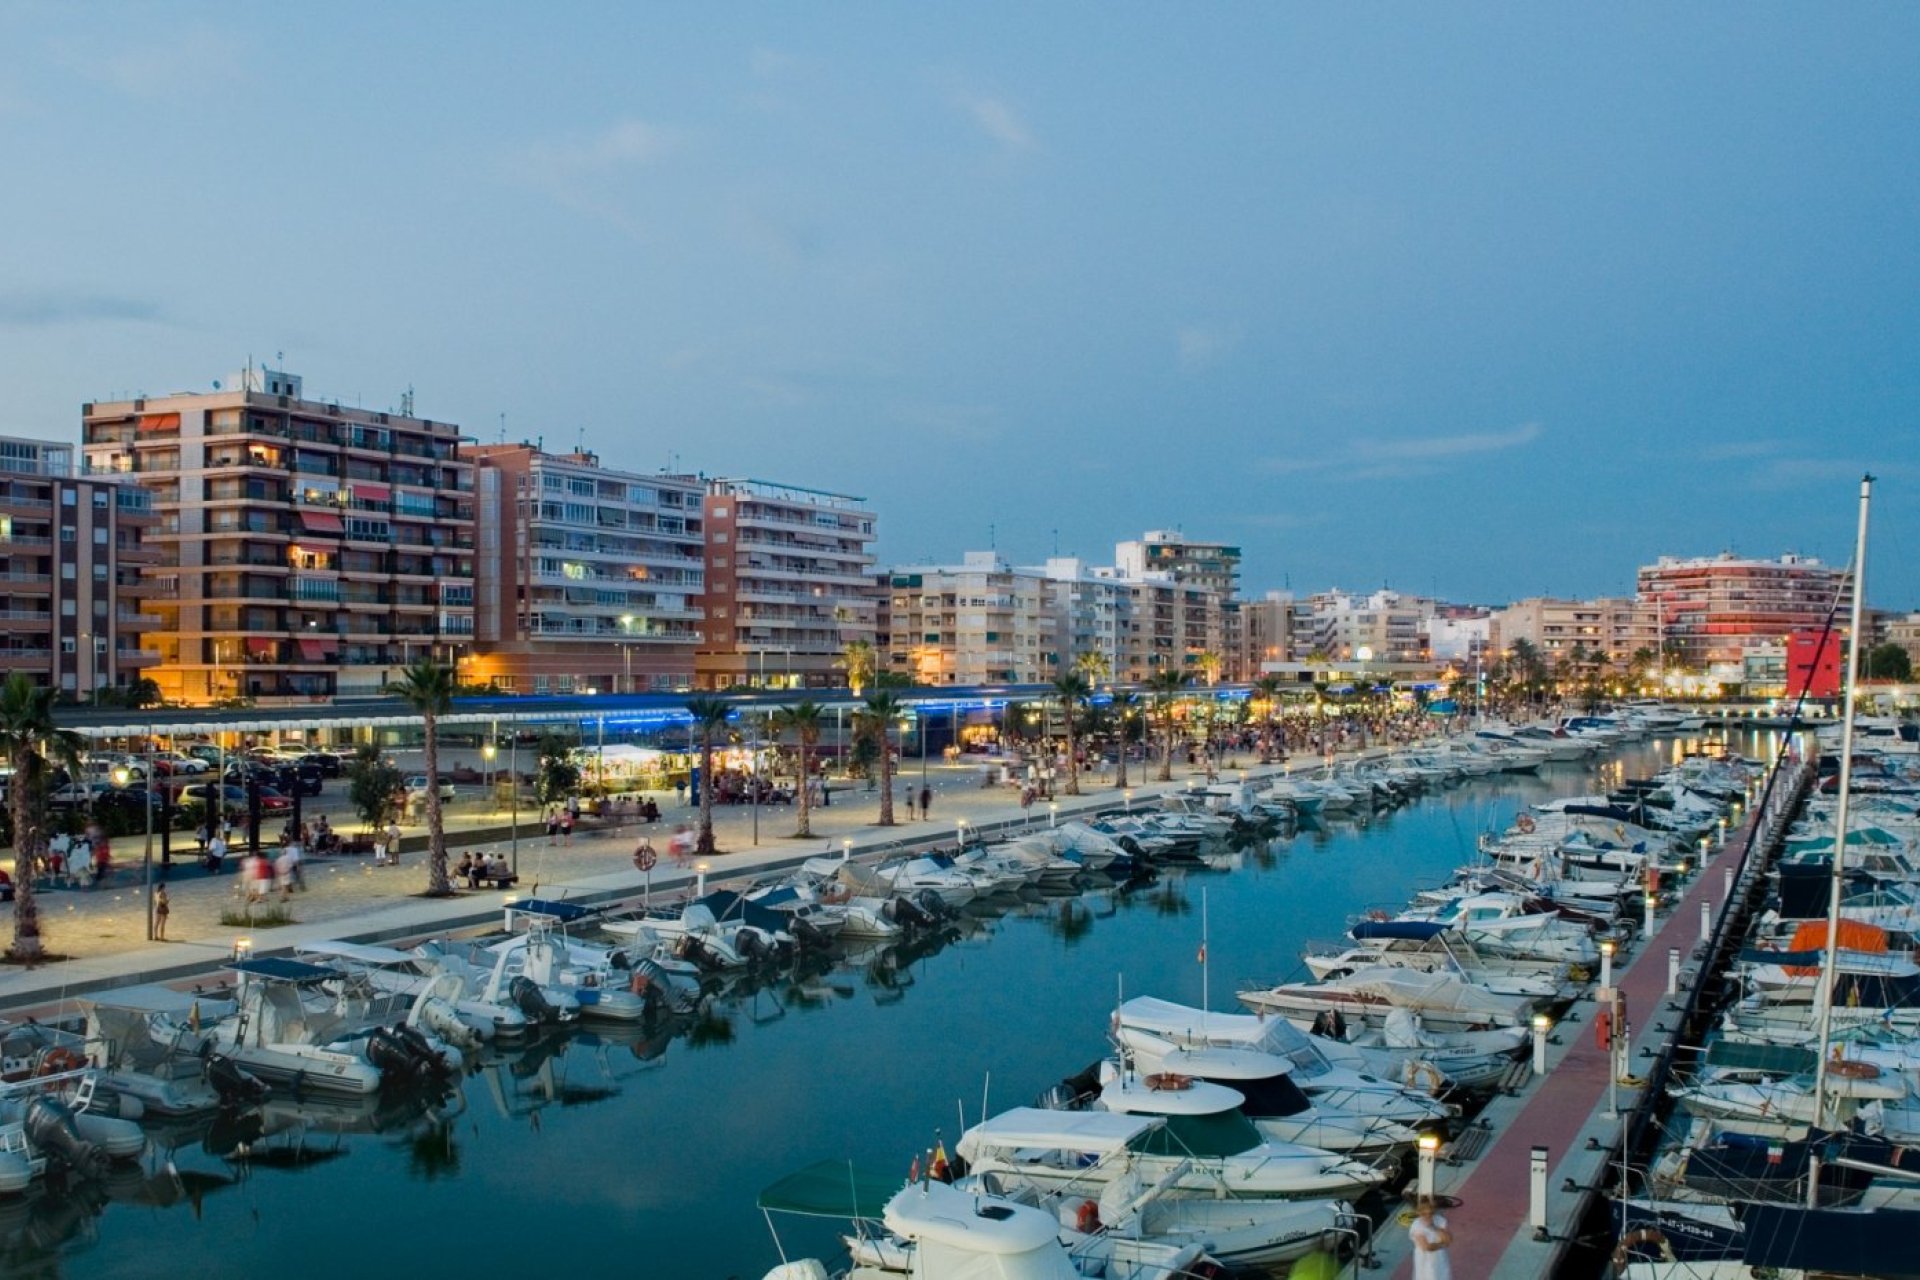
[1176,325,1241,373]
[505,118,680,239]
[1262,423,1544,478]
[1700,439,1787,462]
[0,292,164,327]
[1236,511,1330,531]
[69,27,244,98]
[954,93,1035,151]
[1743,457,1882,492]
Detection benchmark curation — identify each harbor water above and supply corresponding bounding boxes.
[26,735,1757,1279]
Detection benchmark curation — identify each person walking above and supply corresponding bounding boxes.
[384,820,402,867]
[918,785,932,822]
[1410,1197,1453,1280]
[153,886,170,941]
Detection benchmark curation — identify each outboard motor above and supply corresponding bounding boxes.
[23,1097,107,1177]
[204,1052,269,1107]
[365,1027,427,1082]
[508,975,561,1024]
[736,929,768,965]
[395,1024,456,1080]
[788,916,829,950]
[885,896,933,930]
[913,889,952,921]
[629,957,698,1015]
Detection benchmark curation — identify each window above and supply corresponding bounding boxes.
[713,533,728,544]
[61,490,75,506]
[61,599,75,616]
[60,637,75,653]
[94,527,108,545]
[61,563,75,579]
[92,490,108,507]
[60,527,75,542]
[711,505,728,518]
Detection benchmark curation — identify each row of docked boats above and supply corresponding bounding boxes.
[756,715,1754,1278]
[1621,724,1920,1279]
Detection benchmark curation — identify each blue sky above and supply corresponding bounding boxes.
[2,5,1915,606]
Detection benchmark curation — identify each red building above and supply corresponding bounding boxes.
[1786,628,1843,699]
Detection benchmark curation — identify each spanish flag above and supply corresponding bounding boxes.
[931,1141,951,1183]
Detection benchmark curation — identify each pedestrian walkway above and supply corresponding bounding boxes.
[0,749,1359,1010]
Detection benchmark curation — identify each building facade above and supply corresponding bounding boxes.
[0,435,156,696]
[81,370,476,704]
[697,479,876,689]
[1490,596,1648,667]
[1636,552,1851,670]
[1303,589,1436,664]
[884,552,1054,685]
[466,445,704,694]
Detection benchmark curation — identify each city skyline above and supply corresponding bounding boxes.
[2,6,1915,605]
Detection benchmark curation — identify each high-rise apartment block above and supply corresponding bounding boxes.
[1636,552,1851,669]
[466,445,704,694]
[1490,596,1650,666]
[697,479,876,689]
[885,552,1054,685]
[81,370,476,704]
[0,436,157,696]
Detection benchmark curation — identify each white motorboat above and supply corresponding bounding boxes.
[295,940,530,1042]
[1238,966,1540,1033]
[955,1105,1387,1203]
[161,958,386,1098]
[77,985,244,1116]
[1304,918,1578,998]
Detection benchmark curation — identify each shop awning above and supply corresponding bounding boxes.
[299,509,344,533]
[138,413,180,432]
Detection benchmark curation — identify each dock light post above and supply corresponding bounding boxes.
[1531,1014,1551,1076]
[1049,802,1059,829]
[233,937,252,963]
[1700,898,1712,946]
[1667,947,1681,998]
[1643,892,1656,936]
[1416,1133,1439,1199]
[1123,789,1133,814]
[1530,1146,1551,1241]
[956,818,968,849]
[695,861,709,897]
[1599,938,1615,991]
[482,742,496,806]
[842,838,853,860]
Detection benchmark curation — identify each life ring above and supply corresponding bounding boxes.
[1144,1072,1192,1092]
[35,1047,85,1076]
[1613,1227,1675,1271]
[1831,1059,1882,1081]
[632,846,657,872]
[1516,814,1536,834]
[1075,1199,1101,1233]
[1403,1060,1447,1096]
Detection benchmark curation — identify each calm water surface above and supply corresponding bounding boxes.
[33,734,1772,1280]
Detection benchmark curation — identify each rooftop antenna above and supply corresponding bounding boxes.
[498,412,506,444]
[988,522,996,550]
[576,424,586,453]
[400,386,414,417]
[1051,528,1059,556]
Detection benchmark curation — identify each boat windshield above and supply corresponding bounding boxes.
[1128,1110,1262,1159]
[1209,1071,1312,1118]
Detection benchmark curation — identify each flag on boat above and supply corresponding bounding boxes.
[930,1142,951,1182]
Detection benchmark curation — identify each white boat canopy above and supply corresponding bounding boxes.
[959,1107,1157,1154]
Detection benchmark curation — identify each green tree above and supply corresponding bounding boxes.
[1052,671,1092,796]
[1109,691,1143,790]
[856,689,905,826]
[534,733,582,806]
[1866,642,1913,683]
[345,744,404,831]
[684,695,734,855]
[771,700,824,838]
[1146,670,1190,782]
[1626,647,1657,694]
[1074,650,1111,687]
[1253,674,1286,762]
[1196,650,1224,688]
[0,674,83,962]
[388,661,457,897]
[837,639,876,697]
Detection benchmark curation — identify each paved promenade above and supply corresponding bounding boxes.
[0,750,1329,1010]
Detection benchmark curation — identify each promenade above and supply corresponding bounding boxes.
[0,749,1310,1011]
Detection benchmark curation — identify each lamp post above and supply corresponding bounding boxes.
[1599,938,1615,991]
[620,614,635,693]
[482,740,496,809]
[508,730,520,874]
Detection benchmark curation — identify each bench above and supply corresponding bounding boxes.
[465,873,518,891]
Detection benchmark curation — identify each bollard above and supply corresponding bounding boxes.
[1123,790,1133,814]
[1599,939,1614,992]
[1723,864,1734,902]
[695,862,709,897]
[1417,1133,1439,1199]
[1700,898,1711,945]
[956,818,968,848]
[1532,1014,1550,1075]
[1667,947,1680,997]
[1049,802,1059,829]
[1644,892,1656,936]
[1530,1145,1550,1241]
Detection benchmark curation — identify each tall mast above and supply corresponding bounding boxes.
[1807,474,1873,1205]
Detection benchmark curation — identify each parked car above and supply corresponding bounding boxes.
[405,775,456,804]
[272,763,324,797]
[48,782,110,808]
[151,752,211,776]
[298,751,344,778]
[179,783,292,814]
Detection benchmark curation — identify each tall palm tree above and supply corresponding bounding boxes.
[771,700,824,838]
[684,695,733,855]
[856,689,905,826]
[388,662,456,896]
[1074,650,1111,687]
[837,639,876,697]
[0,674,83,960]
[1253,675,1286,762]
[1051,672,1092,796]
[1146,670,1189,782]
[1110,691,1142,790]
[1196,650,1224,688]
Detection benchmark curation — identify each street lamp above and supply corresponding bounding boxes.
[620,614,636,693]
[482,741,496,805]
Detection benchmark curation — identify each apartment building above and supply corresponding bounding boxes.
[1637,552,1850,669]
[1038,557,1126,682]
[0,435,157,695]
[1490,596,1649,666]
[1303,589,1435,663]
[885,552,1054,685]
[467,445,704,694]
[81,369,476,704]
[1111,573,1217,682]
[697,479,876,689]
[1114,530,1242,597]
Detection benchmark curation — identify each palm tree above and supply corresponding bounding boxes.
[1253,675,1286,762]
[1109,691,1142,789]
[856,689,905,826]
[771,700,824,838]
[387,662,457,896]
[1146,670,1189,782]
[684,695,734,855]
[1051,672,1092,796]
[837,639,876,697]
[1196,650,1224,688]
[0,674,84,960]
[1074,650,1111,687]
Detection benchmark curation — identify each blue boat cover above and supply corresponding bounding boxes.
[514,898,595,922]
[1741,1204,1920,1274]
[1351,920,1448,942]
[224,957,341,982]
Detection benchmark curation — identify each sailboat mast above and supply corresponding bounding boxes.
[1807,474,1874,1207]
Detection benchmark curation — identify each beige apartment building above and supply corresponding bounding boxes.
[885,552,1055,685]
[81,369,476,704]
[467,445,705,694]
[1491,596,1651,667]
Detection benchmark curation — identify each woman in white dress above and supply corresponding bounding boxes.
[1410,1196,1452,1280]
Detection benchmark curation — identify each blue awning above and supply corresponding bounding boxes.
[515,898,595,922]
[225,957,341,983]
[1351,920,1448,942]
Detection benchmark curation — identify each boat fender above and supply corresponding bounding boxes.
[1516,814,1535,834]
[1831,1059,1881,1081]
[1075,1199,1101,1234]
[1612,1227,1675,1271]
[1594,1008,1612,1051]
